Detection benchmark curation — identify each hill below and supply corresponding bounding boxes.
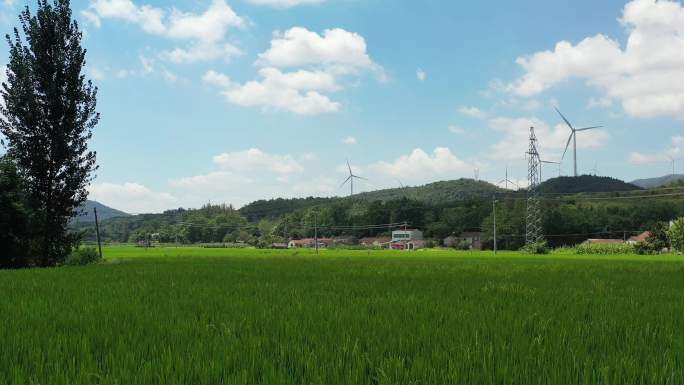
[539,175,641,194]
[631,174,684,189]
[239,179,502,221]
[73,200,130,223]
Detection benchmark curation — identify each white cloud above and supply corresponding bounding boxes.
[488,116,608,161]
[257,27,379,73]
[212,148,304,174]
[629,136,684,164]
[448,125,465,135]
[416,68,426,81]
[368,147,475,180]
[588,97,614,109]
[248,0,324,8]
[204,68,340,115]
[84,0,244,63]
[88,182,178,214]
[343,136,357,145]
[458,106,488,119]
[504,0,684,120]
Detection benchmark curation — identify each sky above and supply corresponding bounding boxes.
[0,0,683,213]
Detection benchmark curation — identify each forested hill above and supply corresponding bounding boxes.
[73,200,130,223]
[539,176,641,194]
[239,179,502,221]
[631,174,684,189]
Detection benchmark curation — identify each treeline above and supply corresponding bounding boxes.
[79,186,684,250]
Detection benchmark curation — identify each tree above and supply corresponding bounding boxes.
[668,217,684,253]
[0,156,31,268]
[0,0,99,266]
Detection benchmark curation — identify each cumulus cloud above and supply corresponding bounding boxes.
[84,0,244,63]
[88,182,178,214]
[343,136,357,145]
[416,68,426,81]
[629,136,684,164]
[458,106,488,119]
[212,148,304,174]
[504,0,684,120]
[257,27,378,73]
[367,147,475,181]
[448,125,466,135]
[488,116,608,161]
[203,68,340,115]
[205,27,380,115]
[248,0,324,8]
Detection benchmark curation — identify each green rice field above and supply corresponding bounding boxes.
[1,246,684,384]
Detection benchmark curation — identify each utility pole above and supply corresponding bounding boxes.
[93,207,103,259]
[314,212,319,255]
[493,197,498,254]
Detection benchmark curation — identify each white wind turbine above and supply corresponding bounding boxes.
[340,159,367,196]
[555,107,603,177]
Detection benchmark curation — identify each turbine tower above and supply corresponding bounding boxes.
[555,107,602,177]
[340,159,367,196]
[526,127,543,245]
[498,166,519,190]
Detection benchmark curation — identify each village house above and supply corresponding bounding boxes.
[390,229,424,250]
[288,238,333,249]
[583,239,625,245]
[444,231,484,250]
[359,237,391,247]
[627,231,651,244]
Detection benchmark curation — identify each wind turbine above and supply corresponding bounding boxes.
[340,159,367,196]
[555,107,602,177]
[498,166,519,190]
[541,160,561,180]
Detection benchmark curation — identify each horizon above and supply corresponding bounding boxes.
[1,0,683,213]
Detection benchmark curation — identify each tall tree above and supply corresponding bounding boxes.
[0,0,99,266]
[0,155,31,268]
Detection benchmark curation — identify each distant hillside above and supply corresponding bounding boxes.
[539,175,641,194]
[353,179,502,205]
[73,200,129,223]
[239,179,502,221]
[631,174,684,189]
[240,197,337,221]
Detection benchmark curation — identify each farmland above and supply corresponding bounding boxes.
[2,247,684,384]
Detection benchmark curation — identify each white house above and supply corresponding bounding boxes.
[391,229,423,242]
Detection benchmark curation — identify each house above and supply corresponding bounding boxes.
[391,229,423,242]
[444,232,484,250]
[359,237,391,247]
[390,229,425,250]
[288,238,332,248]
[583,239,625,245]
[627,231,651,244]
[333,236,358,246]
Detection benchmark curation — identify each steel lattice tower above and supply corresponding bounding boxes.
[526,127,543,244]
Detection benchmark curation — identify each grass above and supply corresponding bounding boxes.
[1,246,684,384]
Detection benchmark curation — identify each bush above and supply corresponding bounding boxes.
[65,248,101,266]
[454,240,472,250]
[520,241,550,254]
[669,217,684,252]
[575,243,634,255]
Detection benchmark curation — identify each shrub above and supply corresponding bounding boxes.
[454,240,472,250]
[65,248,101,266]
[575,243,634,255]
[520,241,550,254]
[669,217,684,252]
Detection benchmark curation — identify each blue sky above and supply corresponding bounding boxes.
[1,0,683,212]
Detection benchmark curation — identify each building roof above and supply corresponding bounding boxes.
[628,231,651,243]
[584,239,625,244]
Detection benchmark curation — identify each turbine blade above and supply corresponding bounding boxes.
[554,107,574,131]
[354,175,368,181]
[575,126,603,132]
[346,159,352,175]
[340,176,351,188]
[561,133,573,160]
